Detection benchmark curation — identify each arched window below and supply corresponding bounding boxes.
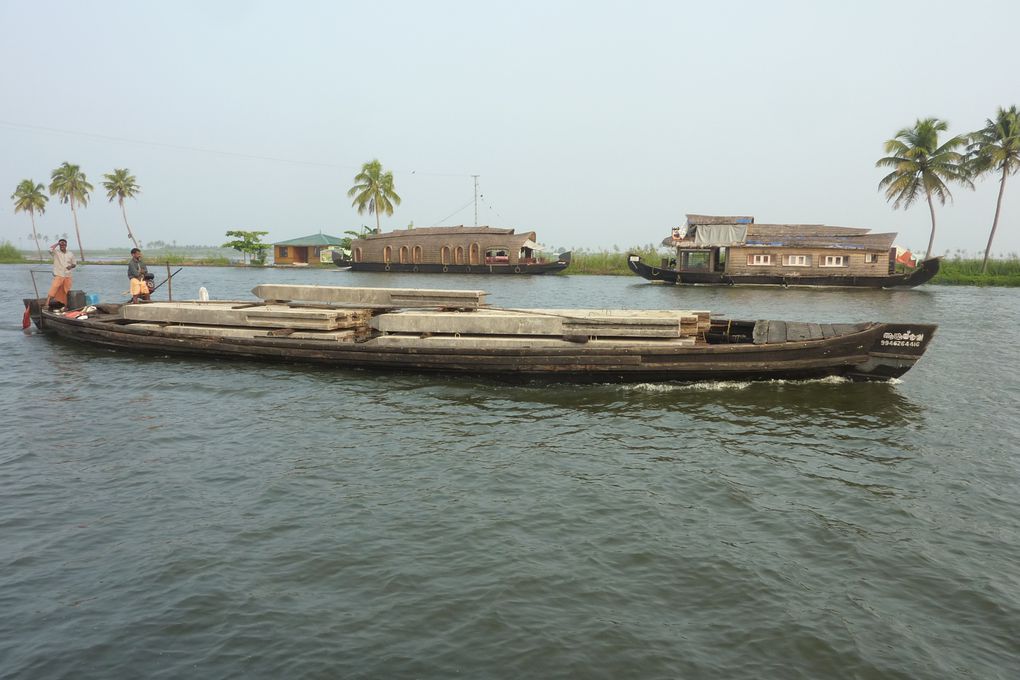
[399,246,409,264]
[354,247,362,263]
[469,242,481,265]
[383,246,392,263]
[441,246,451,265]
[412,246,423,264]
[454,246,464,264]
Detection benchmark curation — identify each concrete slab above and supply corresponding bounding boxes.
[365,334,697,349]
[251,284,487,309]
[122,302,371,330]
[371,309,707,337]
[128,323,359,342]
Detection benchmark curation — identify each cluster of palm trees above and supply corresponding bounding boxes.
[877,105,1020,272]
[10,163,142,261]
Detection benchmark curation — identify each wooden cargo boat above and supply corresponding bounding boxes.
[24,284,935,383]
[628,214,940,288]
[346,226,570,274]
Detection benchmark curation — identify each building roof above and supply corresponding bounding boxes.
[273,233,347,246]
[664,216,898,250]
[358,226,518,240]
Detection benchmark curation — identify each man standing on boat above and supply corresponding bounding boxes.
[128,248,151,303]
[44,238,76,309]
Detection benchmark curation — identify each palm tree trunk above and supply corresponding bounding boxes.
[924,190,937,260]
[375,199,381,234]
[70,197,85,261]
[120,198,140,249]
[30,211,42,261]
[981,166,1008,274]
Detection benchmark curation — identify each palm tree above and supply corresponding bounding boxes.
[967,106,1020,273]
[48,162,93,261]
[347,159,401,233]
[11,179,48,260]
[876,118,971,260]
[102,168,142,248]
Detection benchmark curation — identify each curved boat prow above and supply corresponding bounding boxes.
[891,257,940,288]
[331,250,352,268]
[848,322,938,380]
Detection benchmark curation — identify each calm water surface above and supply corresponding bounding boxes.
[1,264,1018,679]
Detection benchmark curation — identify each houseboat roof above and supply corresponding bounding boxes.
[355,226,538,244]
[665,215,896,251]
[273,233,347,246]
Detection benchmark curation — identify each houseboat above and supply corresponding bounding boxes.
[628,214,939,288]
[344,226,570,274]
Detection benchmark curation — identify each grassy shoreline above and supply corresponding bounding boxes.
[3,244,1018,286]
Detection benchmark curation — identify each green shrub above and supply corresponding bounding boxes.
[0,241,26,263]
[565,246,664,275]
[933,256,1020,287]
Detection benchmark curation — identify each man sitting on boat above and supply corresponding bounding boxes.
[128,248,152,304]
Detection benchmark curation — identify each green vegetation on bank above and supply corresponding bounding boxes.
[563,247,662,275]
[0,241,27,263]
[933,256,1020,286]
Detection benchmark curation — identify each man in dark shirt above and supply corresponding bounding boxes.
[128,248,151,303]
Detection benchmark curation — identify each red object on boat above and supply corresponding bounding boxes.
[896,248,916,268]
[22,306,31,329]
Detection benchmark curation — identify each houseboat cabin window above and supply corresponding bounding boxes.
[399,246,409,264]
[682,251,710,270]
[383,246,392,263]
[353,247,362,263]
[454,246,464,264]
[279,247,289,258]
[469,243,481,265]
[864,253,879,263]
[822,255,848,267]
[485,247,509,264]
[412,246,423,264]
[747,254,773,266]
[784,254,810,267]
[441,246,451,265]
[313,247,320,257]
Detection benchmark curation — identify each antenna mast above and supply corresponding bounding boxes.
[472,175,479,227]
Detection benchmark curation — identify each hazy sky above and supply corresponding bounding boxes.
[2,0,1017,256]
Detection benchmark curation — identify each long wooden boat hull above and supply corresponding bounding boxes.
[30,306,935,383]
[343,252,571,275]
[627,254,940,288]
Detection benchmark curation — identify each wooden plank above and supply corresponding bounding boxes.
[820,323,836,338]
[766,320,787,344]
[785,322,813,342]
[807,323,824,340]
